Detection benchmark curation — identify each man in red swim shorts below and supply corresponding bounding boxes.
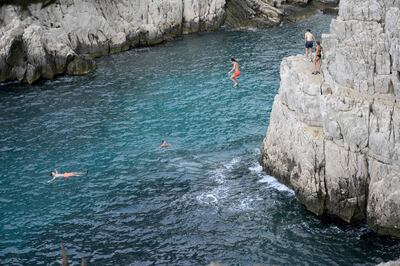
[228,57,241,87]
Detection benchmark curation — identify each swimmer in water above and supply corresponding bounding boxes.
[48,169,88,182]
[228,58,240,87]
[160,139,172,148]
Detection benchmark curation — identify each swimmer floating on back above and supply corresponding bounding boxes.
[160,139,172,148]
[48,169,88,182]
[228,58,240,87]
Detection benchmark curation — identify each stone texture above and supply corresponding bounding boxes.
[262,0,400,237]
[223,0,335,28]
[0,0,226,84]
[224,0,284,28]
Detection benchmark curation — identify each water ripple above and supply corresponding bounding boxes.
[1,13,399,266]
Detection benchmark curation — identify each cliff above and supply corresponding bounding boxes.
[262,0,400,237]
[0,0,340,84]
[0,0,225,84]
[224,0,339,28]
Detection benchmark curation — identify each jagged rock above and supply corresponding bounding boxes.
[262,0,400,237]
[223,0,341,28]
[0,0,340,84]
[66,55,96,76]
[0,0,226,84]
[224,0,284,28]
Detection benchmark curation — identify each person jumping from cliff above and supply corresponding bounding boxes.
[228,58,241,87]
[48,169,88,182]
[312,41,323,75]
[304,29,315,62]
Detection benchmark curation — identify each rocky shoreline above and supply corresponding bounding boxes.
[262,0,400,237]
[0,0,337,84]
[0,0,226,84]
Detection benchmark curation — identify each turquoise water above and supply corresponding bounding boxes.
[1,13,399,265]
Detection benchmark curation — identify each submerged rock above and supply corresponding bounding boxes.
[262,0,400,237]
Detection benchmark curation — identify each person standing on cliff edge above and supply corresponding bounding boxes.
[312,41,323,75]
[228,58,241,87]
[304,29,315,62]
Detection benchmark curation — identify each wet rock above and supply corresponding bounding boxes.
[66,55,96,76]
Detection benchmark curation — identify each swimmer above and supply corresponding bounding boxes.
[48,169,88,182]
[160,139,172,148]
[228,58,240,87]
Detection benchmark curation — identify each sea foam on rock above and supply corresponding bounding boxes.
[262,0,400,237]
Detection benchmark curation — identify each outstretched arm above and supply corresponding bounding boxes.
[48,176,57,183]
[228,65,235,74]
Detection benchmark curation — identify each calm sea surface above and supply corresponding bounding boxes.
[1,13,399,265]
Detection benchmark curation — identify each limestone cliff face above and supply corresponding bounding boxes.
[262,0,400,237]
[224,0,332,28]
[0,0,225,84]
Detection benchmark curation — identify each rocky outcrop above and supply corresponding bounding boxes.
[262,0,400,237]
[224,0,284,28]
[224,0,339,28]
[0,0,341,84]
[0,0,225,84]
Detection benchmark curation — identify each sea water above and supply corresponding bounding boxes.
[1,13,399,265]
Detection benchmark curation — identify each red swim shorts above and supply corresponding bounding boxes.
[233,71,241,78]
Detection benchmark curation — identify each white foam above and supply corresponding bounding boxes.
[249,162,294,194]
[209,156,242,184]
[225,157,241,170]
[249,163,263,173]
[211,168,226,184]
[235,197,255,211]
[196,193,218,205]
[258,175,294,194]
[196,186,229,206]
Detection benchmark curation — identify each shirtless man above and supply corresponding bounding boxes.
[160,140,172,148]
[48,169,88,182]
[304,29,315,61]
[228,58,241,87]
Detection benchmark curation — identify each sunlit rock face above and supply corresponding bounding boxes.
[262,0,400,237]
[0,0,226,84]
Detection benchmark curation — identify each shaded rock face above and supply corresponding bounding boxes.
[223,0,339,28]
[0,0,225,84]
[262,0,400,237]
[224,0,284,28]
